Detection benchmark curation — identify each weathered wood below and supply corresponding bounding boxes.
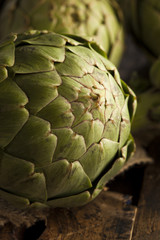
[38,191,137,240]
[0,224,14,240]
[132,138,160,240]
[0,223,24,240]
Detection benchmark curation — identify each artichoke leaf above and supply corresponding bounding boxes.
[73,119,104,148]
[22,32,66,47]
[37,95,74,128]
[0,42,15,67]
[39,160,92,199]
[13,45,55,73]
[0,66,8,83]
[0,153,47,202]
[0,189,30,209]
[52,128,86,161]
[47,191,91,208]
[6,116,57,167]
[79,138,119,181]
[15,70,62,114]
[56,51,94,77]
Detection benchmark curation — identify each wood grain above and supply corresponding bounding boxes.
[0,223,24,240]
[132,139,160,240]
[38,191,137,240]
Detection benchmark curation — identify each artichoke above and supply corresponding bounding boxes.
[118,0,160,58]
[0,31,136,209]
[0,0,124,66]
[130,58,160,145]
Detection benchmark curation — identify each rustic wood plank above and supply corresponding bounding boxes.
[132,138,160,240]
[0,223,24,240]
[0,224,14,240]
[38,191,137,240]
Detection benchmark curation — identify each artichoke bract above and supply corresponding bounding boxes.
[118,0,160,58]
[0,0,124,66]
[0,31,136,209]
[130,59,160,145]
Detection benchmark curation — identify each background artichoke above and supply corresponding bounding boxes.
[118,0,160,58]
[0,0,124,66]
[0,31,136,209]
[130,58,160,146]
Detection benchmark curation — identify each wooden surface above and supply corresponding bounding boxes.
[0,223,24,240]
[38,191,137,240]
[132,139,160,240]
[132,164,160,240]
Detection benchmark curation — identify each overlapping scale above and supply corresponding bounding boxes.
[0,31,136,209]
[0,0,124,66]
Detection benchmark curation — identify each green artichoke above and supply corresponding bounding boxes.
[0,0,124,66]
[118,0,160,58]
[130,58,160,145]
[0,31,136,209]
